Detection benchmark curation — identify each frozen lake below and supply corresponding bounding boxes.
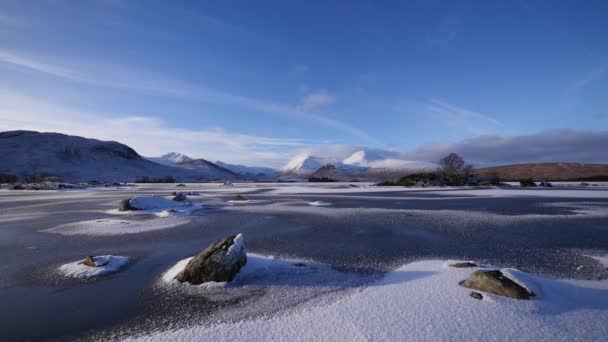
[1,183,608,340]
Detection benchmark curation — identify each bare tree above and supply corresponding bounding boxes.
[437,153,473,186]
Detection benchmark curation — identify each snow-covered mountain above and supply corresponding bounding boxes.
[0,131,239,182]
[215,161,280,180]
[282,153,337,176]
[148,152,192,165]
[283,148,435,180]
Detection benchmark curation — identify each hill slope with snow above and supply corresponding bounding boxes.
[148,152,192,165]
[0,131,239,182]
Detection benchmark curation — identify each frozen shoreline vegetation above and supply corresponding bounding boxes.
[127,259,608,342]
[59,255,129,278]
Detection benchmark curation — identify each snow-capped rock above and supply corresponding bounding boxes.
[175,234,247,284]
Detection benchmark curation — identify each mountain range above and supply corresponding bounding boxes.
[3,130,604,183]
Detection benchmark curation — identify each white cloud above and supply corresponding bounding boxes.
[299,91,336,111]
[402,129,608,166]
[0,49,379,145]
[0,91,307,167]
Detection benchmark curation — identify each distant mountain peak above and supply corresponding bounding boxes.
[147,152,192,166]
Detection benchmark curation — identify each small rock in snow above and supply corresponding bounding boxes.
[172,193,188,202]
[460,270,534,300]
[79,256,109,267]
[470,291,483,300]
[233,195,248,201]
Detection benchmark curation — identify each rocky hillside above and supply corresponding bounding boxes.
[0,131,240,182]
[476,163,608,181]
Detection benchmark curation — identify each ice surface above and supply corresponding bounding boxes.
[129,259,608,342]
[59,255,129,278]
[128,195,190,210]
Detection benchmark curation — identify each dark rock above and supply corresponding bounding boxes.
[539,180,552,187]
[176,183,186,187]
[176,234,247,284]
[79,256,108,267]
[118,198,136,211]
[470,291,483,300]
[233,195,248,201]
[172,193,188,202]
[460,270,534,299]
[81,256,97,267]
[294,262,307,267]
[450,262,478,268]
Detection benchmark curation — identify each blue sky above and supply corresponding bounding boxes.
[0,0,607,167]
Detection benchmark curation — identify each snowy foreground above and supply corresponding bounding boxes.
[129,258,608,342]
[2,182,608,341]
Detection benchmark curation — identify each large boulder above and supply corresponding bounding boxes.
[176,234,247,284]
[460,270,534,299]
[118,197,136,211]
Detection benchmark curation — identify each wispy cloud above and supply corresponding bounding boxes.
[0,91,309,167]
[402,129,608,165]
[568,61,608,92]
[424,99,503,135]
[299,90,336,111]
[0,49,379,145]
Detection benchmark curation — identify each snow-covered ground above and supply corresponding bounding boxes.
[2,182,608,341]
[128,259,608,342]
[45,217,191,236]
[59,255,129,278]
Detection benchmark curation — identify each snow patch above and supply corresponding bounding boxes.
[58,255,129,278]
[585,255,608,268]
[45,217,190,236]
[308,201,332,206]
[136,259,608,341]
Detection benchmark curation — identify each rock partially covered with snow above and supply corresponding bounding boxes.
[176,234,247,284]
[118,198,136,211]
[80,256,109,267]
[59,255,129,278]
[460,270,534,299]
